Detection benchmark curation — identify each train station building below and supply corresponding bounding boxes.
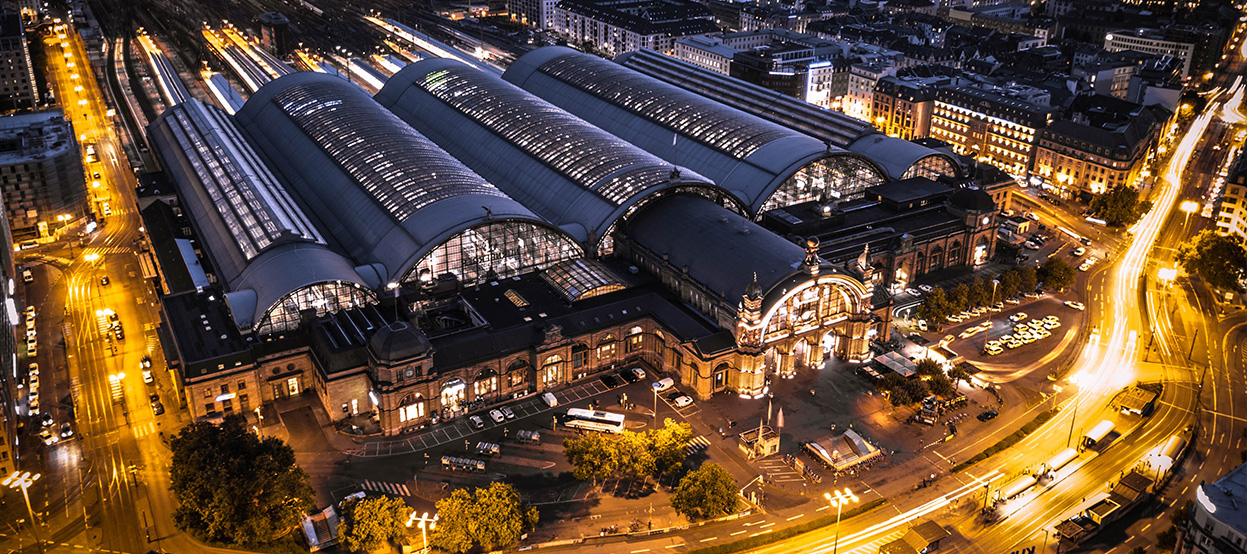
[142,49,994,435]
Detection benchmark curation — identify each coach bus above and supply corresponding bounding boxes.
[564,408,626,434]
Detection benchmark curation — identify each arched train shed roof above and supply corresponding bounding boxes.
[503,47,887,216]
[147,98,374,330]
[233,71,581,284]
[375,58,744,254]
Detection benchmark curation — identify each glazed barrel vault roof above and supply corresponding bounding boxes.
[375,57,741,253]
[148,98,373,330]
[232,71,575,284]
[503,46,888,215]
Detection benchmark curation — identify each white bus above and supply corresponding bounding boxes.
[564,408,626,434]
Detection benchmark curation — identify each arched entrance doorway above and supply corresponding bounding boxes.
[821,331,840,368]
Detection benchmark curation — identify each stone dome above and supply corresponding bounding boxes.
[368,321,432,362]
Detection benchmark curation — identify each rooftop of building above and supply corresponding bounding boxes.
[1198,462,1247,537]
[676,35,739,58]
[555,0,719,36]
[0,111,75,166]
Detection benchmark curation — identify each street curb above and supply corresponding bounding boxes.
[502,510,755,552]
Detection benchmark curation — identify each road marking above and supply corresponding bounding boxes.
[700,537,718,542]
[816,505,830,511]
[760,522,776,528]
[786,514,805,521]
[631,550,651,553]
[665,544,684,549]
[743,520,765,526]
[730,530,747,536]
[750,530,773,537]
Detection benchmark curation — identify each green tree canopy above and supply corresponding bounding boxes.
[1177,230,1247,292]
[1038,257,1076,291]
[671,463,740,520]
[1090,185,1152,227]
[998,270,1020,301]
[915,358,942,377]
[948,365,971,388]
[564,433,618,485]
[917,287,951,326]
[948,283,970,313]
[169,415,315,544]
[649,419,694,474]
[968,277,991,308]
[1017,266,1038,296]
[431,483,539,554]
[615,429,657,479]
[339,496,409,553]
[928,374,955,397]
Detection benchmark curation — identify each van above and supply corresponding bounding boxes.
[541,392,558,407]
[654,377,675,392]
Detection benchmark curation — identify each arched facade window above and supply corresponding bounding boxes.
[399,393,425,423]
[597,334,617,360]
[627,326,644,352]
[474,367,498,398]
[255,281,378,336]
[948,241,964,267]
[542,354,563,386]
[929,245,945,271]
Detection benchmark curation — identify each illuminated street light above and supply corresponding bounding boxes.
[1180,200,1199,229]
[4,471,44,553]
[407,511,438,551]
[824,488,859,554]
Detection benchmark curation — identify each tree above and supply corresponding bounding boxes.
[339,496,409,553]
[1038,258,1076,291]
[998,269,1020,301]
[928,374,955,397]
[901,379,930,404]
[969,277,991,308]
[948,283,970,313]
[649,419,694,474]
[564,433,618,485]
[169,415,314,544]
[1171,499,1193,527]
[1157,525,1178,551]
[1017,266,1038,296]
[948,365,970,389]
[1090,185,1152,227]
[1177,230,1247,292]
[671,463,740,520]
[615,429,656,479]
[432,483,538,554]
[917,287,951,326]
[915,358,942,377]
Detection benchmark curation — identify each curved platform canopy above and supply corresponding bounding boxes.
[376,58,743,256]
[233,71,583,285]
[504,47,887,217]
[623,195,868,317]
[148,98,377,334]
[615,49,961,183]
[847,134,960,181]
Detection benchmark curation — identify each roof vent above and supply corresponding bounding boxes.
[740,226,750,235]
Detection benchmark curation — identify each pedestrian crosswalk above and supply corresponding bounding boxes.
[132,421,157,438]
[686,435,710,456]
[361,480,411,497]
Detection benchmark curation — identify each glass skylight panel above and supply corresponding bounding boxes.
[275,82,505,221]
[411,67,691,206]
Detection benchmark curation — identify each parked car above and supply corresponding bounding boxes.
[1065,301,1086,311]
[1072,247,1086,257]
[489,409,505,423]
[100,275,109,286]
[40,427,57,446]
[599,374,619,388]
[673,395,694,408]
[501,406,516,419]
[1025,212,1039,221]
[977,409,999,421]
[470,415,485,429]
[905,288,921,296]
[1009,313,1028,322]
[541,392,558,407]
[918,284,934,293]
[142,370,153,385]
[630,367,646,380]
[59,422,73,439]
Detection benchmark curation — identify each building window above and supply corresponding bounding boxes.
[205,403,215,414]
[474,376,498,397]
[597,337,617,360]
[239,394,250,411]
[572,344,587,368]
[220,384,229,394]
[238,380,246,390]
[399,398,425,422]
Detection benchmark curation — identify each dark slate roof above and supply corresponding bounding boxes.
[369,321,433,362]
[625,195,807,302]
[950,187,994,212]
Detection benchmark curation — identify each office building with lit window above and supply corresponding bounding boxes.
[0,111,87,240]
[1216,153,1247,241]
[0,10,35,113]
[147,67,878,433]
[1104,29,1196,79]
[549,0,718,58]
[930,85,1055,179]
[1032,98,1167,199]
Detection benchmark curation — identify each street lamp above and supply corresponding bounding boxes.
[824,488,859,554]
[1180,200,1199,229]
[407,511,438,552]
[4,471,43,554]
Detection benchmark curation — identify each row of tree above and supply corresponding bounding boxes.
[563,418,694,485]
[1090,185,1154,227]
[431,482,540,553]
[915,259,1075,329]
[875,358,970,406]
[1177,230,1247,293]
